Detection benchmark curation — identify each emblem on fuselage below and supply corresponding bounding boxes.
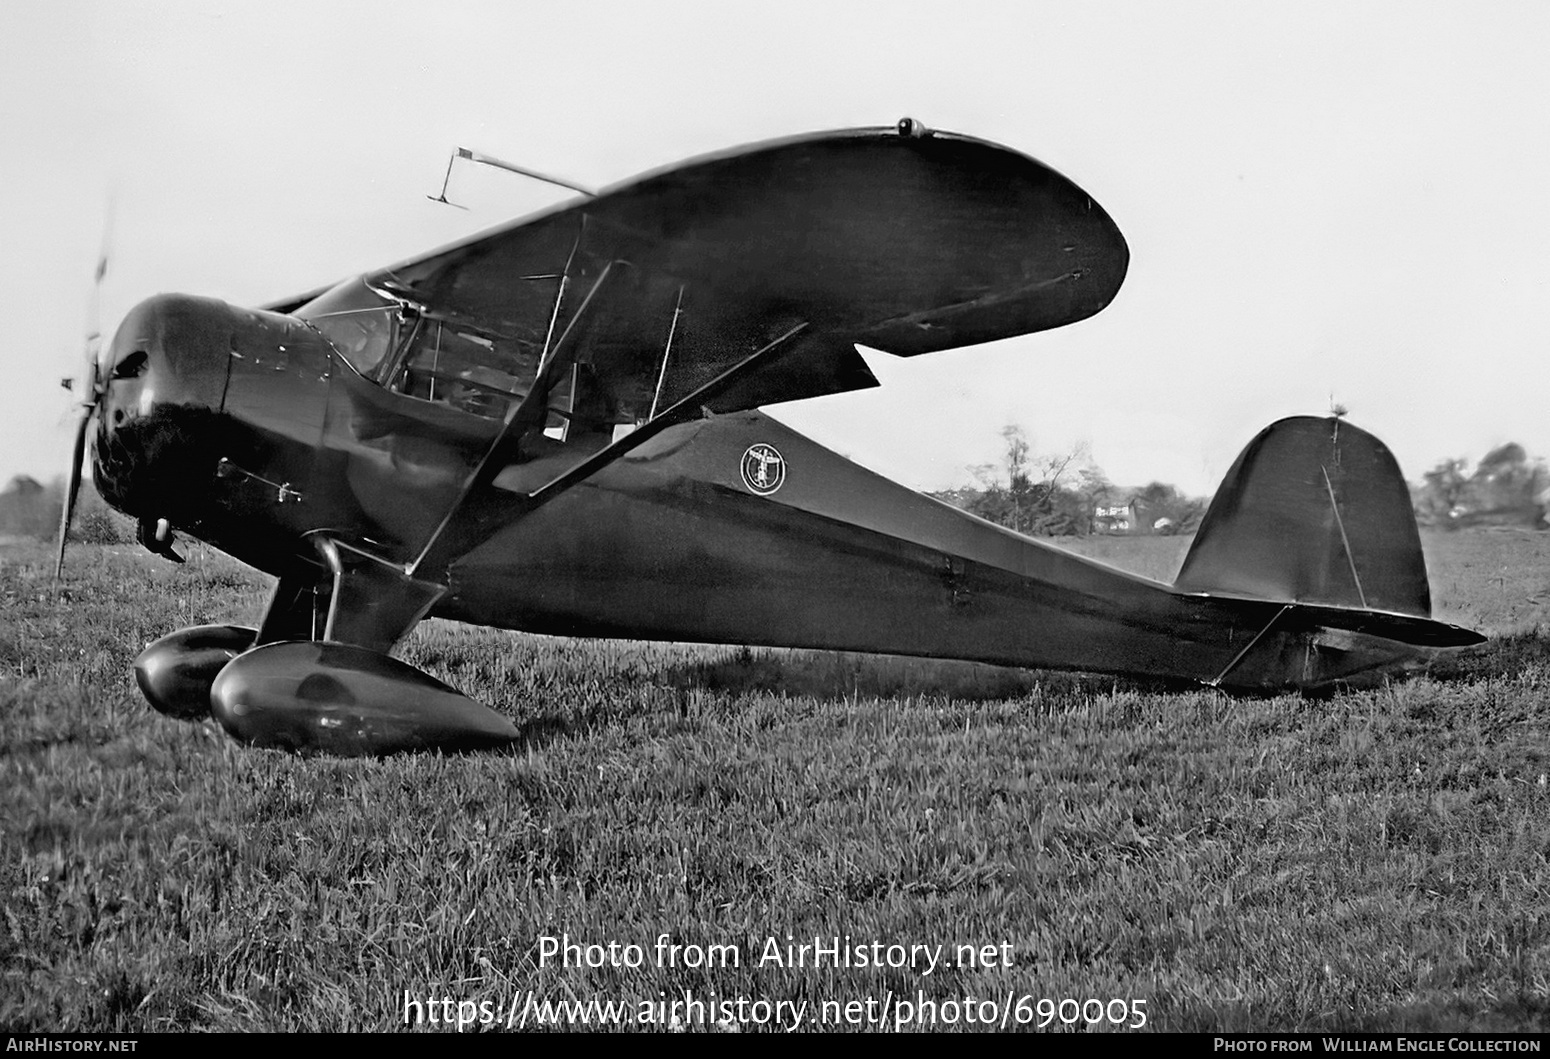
[739,443,786,496]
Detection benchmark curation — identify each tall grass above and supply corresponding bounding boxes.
[2,533,1547,1032]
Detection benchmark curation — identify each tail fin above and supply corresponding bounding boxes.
[1174,416,1431,617]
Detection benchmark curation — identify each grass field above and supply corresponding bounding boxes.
[3,530,1548,1033]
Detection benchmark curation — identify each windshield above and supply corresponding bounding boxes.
[292,276,400,379]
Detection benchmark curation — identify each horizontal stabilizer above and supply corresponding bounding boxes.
[1174,416,1432,617]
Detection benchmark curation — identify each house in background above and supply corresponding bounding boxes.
[1092,495,1189,536]
[1094,497,1150,534]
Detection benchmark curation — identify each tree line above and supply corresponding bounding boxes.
[931,428,1549,538]
[1411,443,1550,530]
[0,475,127,544]
[927,425,1204,538]
[2,434,1544,548]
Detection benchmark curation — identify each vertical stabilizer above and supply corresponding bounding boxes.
[1174,416,1431,617]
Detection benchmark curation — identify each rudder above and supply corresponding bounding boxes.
[1174,416,1431,617]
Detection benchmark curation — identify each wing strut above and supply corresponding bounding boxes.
[408,256,618,577]
[649,286,686,420]
[1208,604,1293,688]
[526,321,810,505]
[536,226,583,377]
[410,320,811,577]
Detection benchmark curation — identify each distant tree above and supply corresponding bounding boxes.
[1059,462,1114,536]
[1471,443,1546,516]
[0,474,129,544]
[1414,458,1470,525]
[1131,481,1205,535]
[957,427,1107,536]
[936,425,1206,537]
[1414,446,1548,529]
[0,475,56,540]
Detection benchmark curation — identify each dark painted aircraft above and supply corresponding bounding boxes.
[56,119,1484,755]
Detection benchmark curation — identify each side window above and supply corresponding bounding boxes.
[294,277,400,380]
[387,318,540,420]
[310,308,395,377]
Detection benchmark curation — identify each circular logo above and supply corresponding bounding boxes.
[739,443,786,496]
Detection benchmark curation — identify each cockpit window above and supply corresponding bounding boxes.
[293,273,556,422]
[389,317,540,420]
[318,308,395,375]
[292,276,400,379]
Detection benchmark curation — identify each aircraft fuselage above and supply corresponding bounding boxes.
[92,293,1471,696]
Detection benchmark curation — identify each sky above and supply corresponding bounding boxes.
[3,0,1547,499]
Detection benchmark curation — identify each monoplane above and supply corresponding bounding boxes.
[56,119,1484,755]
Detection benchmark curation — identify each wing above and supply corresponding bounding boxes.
[370,122,1129,419]
[261,283,338,316]
[298,123,1130,576]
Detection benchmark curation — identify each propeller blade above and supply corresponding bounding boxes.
[56,203,113,580]
[54,408,91,580]
[82,200,112,399]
